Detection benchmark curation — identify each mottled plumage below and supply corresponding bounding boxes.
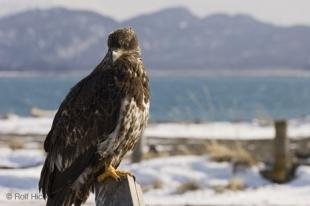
[39,27,149,206]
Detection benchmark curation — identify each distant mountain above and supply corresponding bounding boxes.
[0,7,310,71]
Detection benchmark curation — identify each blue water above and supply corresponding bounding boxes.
[1,75,310,122]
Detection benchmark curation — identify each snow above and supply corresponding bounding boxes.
[146,122,310,139]
[0,148,44,168]
[0,149,310,205]
[1,115,310,139]
[56,31,105,59]
[123,156,310,205]
[0,115,309,205]
[0,115,52,135]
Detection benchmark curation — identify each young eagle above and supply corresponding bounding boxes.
[39,27,150,206]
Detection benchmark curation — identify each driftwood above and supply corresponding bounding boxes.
[95,175,144,206]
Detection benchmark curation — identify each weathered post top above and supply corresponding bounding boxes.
[95,175,145,206]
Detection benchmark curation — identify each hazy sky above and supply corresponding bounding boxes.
[1,0,310,26]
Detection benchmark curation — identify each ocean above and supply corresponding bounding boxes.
[1,75,310,122]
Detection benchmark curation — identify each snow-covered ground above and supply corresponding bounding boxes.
[0,148,310,206]
[0,115,52,135]
[146,122,310,139]
[1,115,310,139]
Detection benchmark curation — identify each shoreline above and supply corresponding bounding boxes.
[1,68,310,78]
[1,115,310,140]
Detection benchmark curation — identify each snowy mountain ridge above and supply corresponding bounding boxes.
[0,7,310,71]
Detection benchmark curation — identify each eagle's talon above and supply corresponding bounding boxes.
[97,164,120,182]
[97,165,134,182]
[115,170,133,178]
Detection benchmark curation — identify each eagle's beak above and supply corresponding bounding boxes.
[112,49,123,63]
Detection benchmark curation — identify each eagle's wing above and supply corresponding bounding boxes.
[39,63,126,203]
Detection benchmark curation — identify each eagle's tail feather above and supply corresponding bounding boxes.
[39,146,99,205]
[39,157,51,199]
[46,189,68,206]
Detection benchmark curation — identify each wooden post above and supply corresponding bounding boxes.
[274,120,290,162]
[272,120,294,182]
[261,119,296,183]
[131,137,144,163]
[95,175,145,206]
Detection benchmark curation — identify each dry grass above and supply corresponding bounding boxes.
[175,181,200,194]
[170,145,192,156]
[233,144,257,167]
[226,177,246,191]
[206,141,234,162]
[211,184,226,193]
[206,141,257,168]
[8,138,25,150]
[143,151,170,160]
[211,177,246,193]
[152,179,164,189]
[141,179,164,192]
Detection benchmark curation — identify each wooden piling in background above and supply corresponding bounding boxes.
[132,137,144,163]
[272,120,293,182]
[261,119,296,183]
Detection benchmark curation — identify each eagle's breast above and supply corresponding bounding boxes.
[97,57,149,166]
[117,97,149,159]
[97,96,149,165]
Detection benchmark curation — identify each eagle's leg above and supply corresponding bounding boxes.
[97,164,120,182]
[97,164,133,182]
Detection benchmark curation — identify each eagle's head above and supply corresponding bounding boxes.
[107,27,140,63]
